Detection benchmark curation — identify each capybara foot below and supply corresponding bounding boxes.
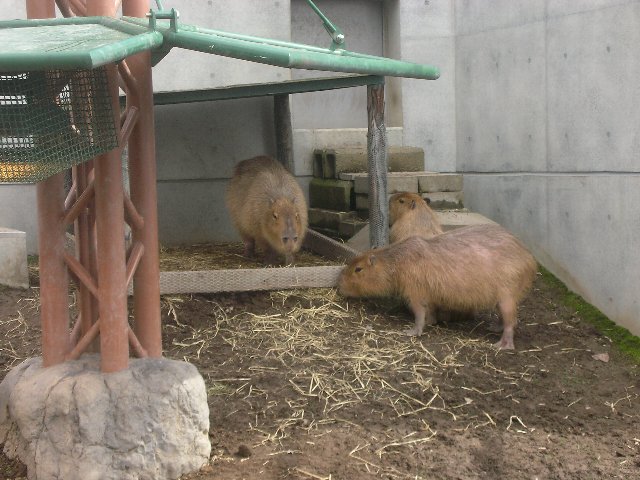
[403,326,423,336]
[494,338,515,350]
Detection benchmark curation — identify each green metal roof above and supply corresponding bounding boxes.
[0,15,439,81]
[0,17,163,71]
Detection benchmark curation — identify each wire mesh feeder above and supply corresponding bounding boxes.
[0,67,117,183]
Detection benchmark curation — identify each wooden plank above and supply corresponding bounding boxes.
[303,229,359,262]
[156,265,343,294]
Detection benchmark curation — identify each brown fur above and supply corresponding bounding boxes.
[225,156,308,264]
[389,192,443,243]
[338,224,538,349]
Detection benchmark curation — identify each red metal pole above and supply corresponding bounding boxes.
[29,0,70,367]
[122,0,163,358]
[87,0,130,372]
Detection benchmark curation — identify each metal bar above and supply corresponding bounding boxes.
[274,94,294,173]
[152,75,384,105]
[122,0,163,359]
[123,193,144,231]
[64,181,77,211]
[55,0,75,18]
[153,26,440,80]
[63,252,99,299]
[30,0,69,368]
[125,241,144,286]
[62,179,95,226]
[367,83,389,248]
[304,0,344,47]
[90,0,129,374]
[118,60,138,93]
[67,0,87,16]
[65,318,100,361]
[119,105,139,146]
[128,327,148,358]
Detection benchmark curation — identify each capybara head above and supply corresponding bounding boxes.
[263,197,304,259]
[338,250,391,298]
[389,192,425,225]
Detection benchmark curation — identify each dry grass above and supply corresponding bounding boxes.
[161,287,546,478]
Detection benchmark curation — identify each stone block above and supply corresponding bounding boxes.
[422,191,464,210]
[339,219,368,238]
[418,173,464,193]
[435,210,498,231]
[0,228,28,289]
[353,172,419,194]
[308,208,357,231]
[314,146,424,179]
[308,178,353,211]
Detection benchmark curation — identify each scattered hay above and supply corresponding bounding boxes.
[162,287,543,475]
[159,242,342,271]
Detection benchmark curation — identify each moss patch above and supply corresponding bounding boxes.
[539,266,640,364]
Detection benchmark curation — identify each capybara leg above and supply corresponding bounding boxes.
[495,298,517,350]
[263,247,280,266]
[243,238,256,258]
[404,300,436,336]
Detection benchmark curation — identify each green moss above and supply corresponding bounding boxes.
[539,266,640,364]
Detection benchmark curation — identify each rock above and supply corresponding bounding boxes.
[0,355,211,480]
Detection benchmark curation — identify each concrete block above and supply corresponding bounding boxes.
[435,210,498,231]
[354,194,370,212]
[353,173,419,194]
[338,219,368,239]
[418,173,464,193]
[308,208,356,231]
[0,228,28,289]
[422,191,464,210]
[308,178,353,211]
[314,147,424,179]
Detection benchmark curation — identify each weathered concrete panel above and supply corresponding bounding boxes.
[402,35,457,172]
[456,22,547,172]
[547,0,633,18]
[546,4,640,171]
[464,173,640,337]
[455,0,545,36]
[0,185,38,254]
[152,0,291,91]
[155,98,276,181]
[290,0,383,129]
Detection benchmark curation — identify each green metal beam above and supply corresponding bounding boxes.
[150,75,384,106]
[121,17,440,81]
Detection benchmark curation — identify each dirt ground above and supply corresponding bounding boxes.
[0,245,639,480]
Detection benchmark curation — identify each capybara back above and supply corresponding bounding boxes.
[226,155,308,264]
[338,224,537,349]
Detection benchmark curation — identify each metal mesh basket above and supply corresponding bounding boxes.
[0,68,117,183]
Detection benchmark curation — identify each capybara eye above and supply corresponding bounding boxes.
[354,266,363,273]
[399,199,404,203]
[273,213,278,220]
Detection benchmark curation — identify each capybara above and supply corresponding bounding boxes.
[338,224,537,349]
[226,155,308,265]
[389,192,443,243]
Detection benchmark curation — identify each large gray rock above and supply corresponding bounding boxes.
[0,355,211,480]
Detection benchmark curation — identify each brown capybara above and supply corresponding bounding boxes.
[338,224,537,349]
[226,155,308,265]
[389,192,443,243]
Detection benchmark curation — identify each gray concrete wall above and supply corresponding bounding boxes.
[385,0,457,172]
[456,1,640,335]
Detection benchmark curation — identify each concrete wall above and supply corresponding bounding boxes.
[456,0,640,335]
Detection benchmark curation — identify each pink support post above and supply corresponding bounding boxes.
[122,0,163,358]
[87,0,130,372]
[29,0,70,367]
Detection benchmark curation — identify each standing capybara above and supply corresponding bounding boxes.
[226,155,308,265]
[337,224,537,349]
[389,192,443,243]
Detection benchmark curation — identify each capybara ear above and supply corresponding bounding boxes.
[410,199,416,210]
[425,197,431,205]
[368,254,376,266]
